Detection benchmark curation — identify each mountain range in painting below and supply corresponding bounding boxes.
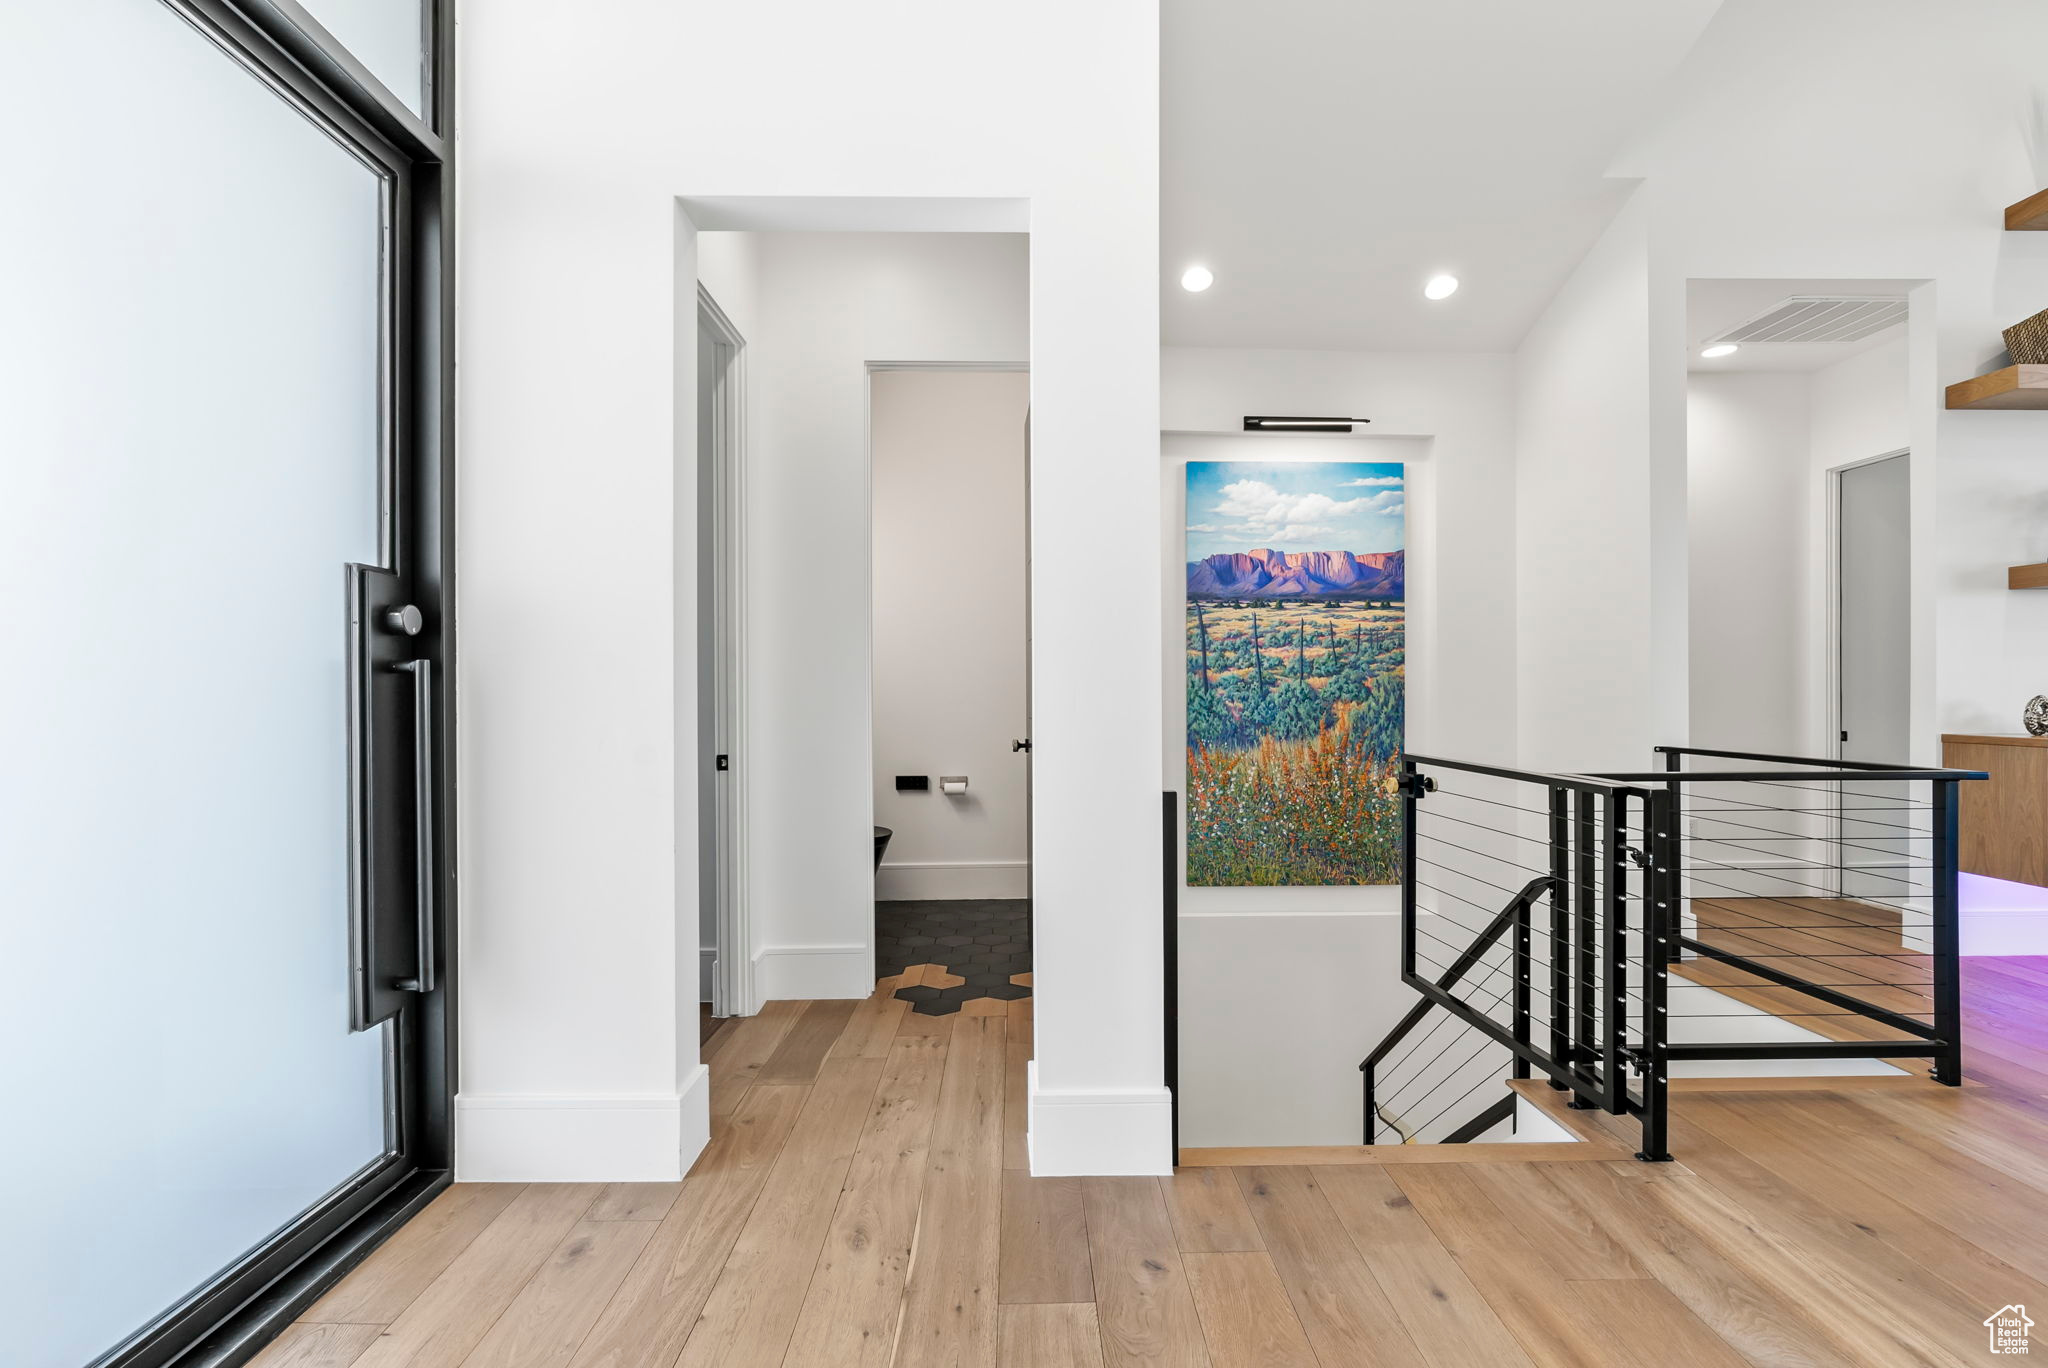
[1187,547,1404,600]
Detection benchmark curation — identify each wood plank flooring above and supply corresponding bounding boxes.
[268,958,2048,1367]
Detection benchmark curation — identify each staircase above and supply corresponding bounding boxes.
[1357,746,1980,1161]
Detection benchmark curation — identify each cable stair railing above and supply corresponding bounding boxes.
[1360,748,1983,1160]
[1363,873,1556,1144]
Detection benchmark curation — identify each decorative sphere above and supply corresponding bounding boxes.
[2027,696,2048,737]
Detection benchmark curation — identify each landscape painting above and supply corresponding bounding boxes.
[1184,461,1405,886]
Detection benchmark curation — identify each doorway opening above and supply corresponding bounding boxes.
[689,227,1028,1024]
[1682,277,1916,761]
[1681,279,1934,987]
[869,366,1034,1017]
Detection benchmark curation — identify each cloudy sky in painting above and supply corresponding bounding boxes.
[1184,461,1405,560]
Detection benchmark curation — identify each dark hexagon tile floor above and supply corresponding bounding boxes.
[876,898,1030,1015]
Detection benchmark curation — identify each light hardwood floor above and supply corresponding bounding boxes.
[266,959,2048,1367]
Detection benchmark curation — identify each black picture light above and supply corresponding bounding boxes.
[1243,415,1372,432]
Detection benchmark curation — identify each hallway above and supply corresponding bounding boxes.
[258,959,2048,1367]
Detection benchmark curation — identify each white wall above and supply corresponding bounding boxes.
[1627,0,2048,762]
[1685,370,1810,753]
[1809,338,1911,476]
[1804,336,1911,753]
[1160,348,1518,1146]
[1512,196,1679,774]
[1176,914,1406,1146]
[1684,335,1918,765]
[457,1,1159,1181]
[1163,349,1520,766]
[871,368,1032,902]
[723,234,1028,995]
[1508,0,2048,777]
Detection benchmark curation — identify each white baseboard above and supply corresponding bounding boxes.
[753,942,871,1000]
[677,1062,711,1172]
[455,1089,687,1182]
[876,859,1029,901]
[1026,1060,1174,1176]
[1962,914,2048,955]
[1960,873,2048,955]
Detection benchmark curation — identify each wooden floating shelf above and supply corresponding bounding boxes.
[2010,563,2048,590]
[1946,364,2048,409]
[2009,187,2048,230]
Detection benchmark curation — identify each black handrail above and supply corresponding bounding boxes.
[1587,744,1986,785]
[1653,744,1990,779]
[1404,751,1635,794]
[1361,873,1556,1072]
[1362,872,1556,1142]
[1594,767,1985,784]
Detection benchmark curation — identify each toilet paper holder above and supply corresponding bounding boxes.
[939,775,969,796]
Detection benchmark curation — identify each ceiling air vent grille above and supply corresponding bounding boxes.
[1709,296,1907,347]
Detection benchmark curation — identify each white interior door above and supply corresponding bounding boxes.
[699,293,750,1017]
[698,319,722,1011]
[1838,453,1910,764]
[1836,452,1911,902]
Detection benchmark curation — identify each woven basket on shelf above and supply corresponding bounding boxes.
[2004,306,2048,364]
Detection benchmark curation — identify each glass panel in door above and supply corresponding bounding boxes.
[0,2,391,1362]
[299,0,431,115]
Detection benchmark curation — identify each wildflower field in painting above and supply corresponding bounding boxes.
[1184,461,1404,886]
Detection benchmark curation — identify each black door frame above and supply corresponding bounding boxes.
[91,3,456,1366]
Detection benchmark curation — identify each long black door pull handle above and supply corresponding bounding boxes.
[393,658,436,994]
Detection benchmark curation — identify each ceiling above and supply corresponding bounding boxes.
[1161,1,1724,352]
[1686,279,1913,373]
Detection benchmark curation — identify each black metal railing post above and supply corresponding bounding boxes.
[1513,861,1532,1082]
[1932,777,1963,1087]
[1600,791,1628,1113]
[1401,758,1419,983]
[1660,747,1686,963]
[1548,785,1570,1089]
[1366,757,1424,1144]
[1638,785,1675,1161]
[1571,789,1596,1107]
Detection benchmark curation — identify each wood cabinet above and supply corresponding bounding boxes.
[1942,733,2048,886]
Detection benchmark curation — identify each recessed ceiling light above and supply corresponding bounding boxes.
[1423,274,1459,301]
[1180,266,1214,293]
[1700,343,1740,359]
